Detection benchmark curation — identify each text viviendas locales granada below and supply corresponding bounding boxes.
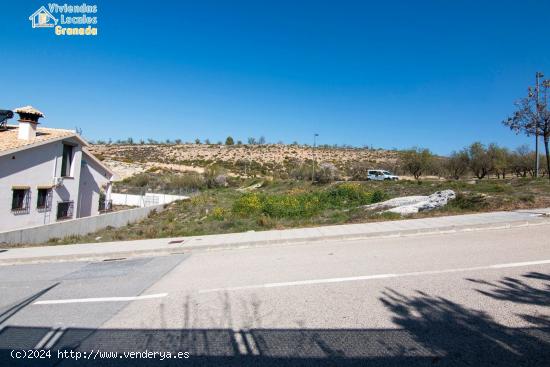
[52,3,98,36]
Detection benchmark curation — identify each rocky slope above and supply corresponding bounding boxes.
[89,143,400,180]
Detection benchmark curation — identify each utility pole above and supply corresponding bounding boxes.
[544,79,550,181]
[535,72,544,178]
[312,133,319,183]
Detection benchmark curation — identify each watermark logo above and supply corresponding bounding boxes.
[29,6,58,28]
[29,3,98,36]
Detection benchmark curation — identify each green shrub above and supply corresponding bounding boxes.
[232,183,386,219]
[349,161,371,181]
[447,192,487,210]
[262,193,320,218]
[487,184,506,193]
[370,189,387,203]
[232,193,263,215]
[211,207,227,220]
[289,164,312,181]
[118,172,206,191]
[124,173,151,187]
[519,194,535,203]
[257,213,275,227]
[166,173,205,190]
[315,162,339,183]
[477,182,512,193]
[322,183,373,208]
[204,165,227,188]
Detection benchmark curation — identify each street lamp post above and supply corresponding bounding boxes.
[312,133,319,183]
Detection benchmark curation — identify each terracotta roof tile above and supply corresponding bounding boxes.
[0,125,76,155]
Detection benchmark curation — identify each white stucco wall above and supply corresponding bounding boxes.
[78,153,111,217]
[0,138,83,232]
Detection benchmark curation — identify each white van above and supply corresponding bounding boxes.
[367,170,399,181]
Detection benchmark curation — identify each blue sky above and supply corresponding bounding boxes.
[1,0,549,154]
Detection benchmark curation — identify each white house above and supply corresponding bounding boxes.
[0,106,114,232]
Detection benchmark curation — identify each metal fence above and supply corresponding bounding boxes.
[110,192,192,208]
[111,186,200,197]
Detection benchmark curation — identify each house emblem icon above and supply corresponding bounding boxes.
[29,6,58,28]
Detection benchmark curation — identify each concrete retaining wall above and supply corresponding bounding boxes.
[0,204,165,245]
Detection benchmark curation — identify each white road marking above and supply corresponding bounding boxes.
[34,328,61,349]
[243,331,260,355]
[34,328,65,349]
[233,331,248,355]
[199,259,550,293]
[489,260,550,269]
[33,293,167,305]
[232,330,261,355]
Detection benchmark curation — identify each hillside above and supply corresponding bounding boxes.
[88,144,401,180]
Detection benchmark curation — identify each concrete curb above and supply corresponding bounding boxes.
[1,217,548,266]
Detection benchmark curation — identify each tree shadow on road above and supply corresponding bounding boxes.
[466,271,550,306]
[379,287,549,367]
[0,273,549,366]
[0,283,59,325]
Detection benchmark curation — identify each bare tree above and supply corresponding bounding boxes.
[503,75,550,181]
[510,145,535,177]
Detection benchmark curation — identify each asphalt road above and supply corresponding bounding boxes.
[0,225,549,366]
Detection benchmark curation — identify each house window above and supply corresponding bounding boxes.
[11,188,30,214]
[61,144,74,177]
[56,201,74,221]
[37,188,52,211]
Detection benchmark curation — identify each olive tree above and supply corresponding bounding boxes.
[487,143,510,179]
[400,147,434,180]
[445,149,470,179]
[467,142,492,179]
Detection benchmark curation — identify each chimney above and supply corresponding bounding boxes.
[14,106,44,140]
